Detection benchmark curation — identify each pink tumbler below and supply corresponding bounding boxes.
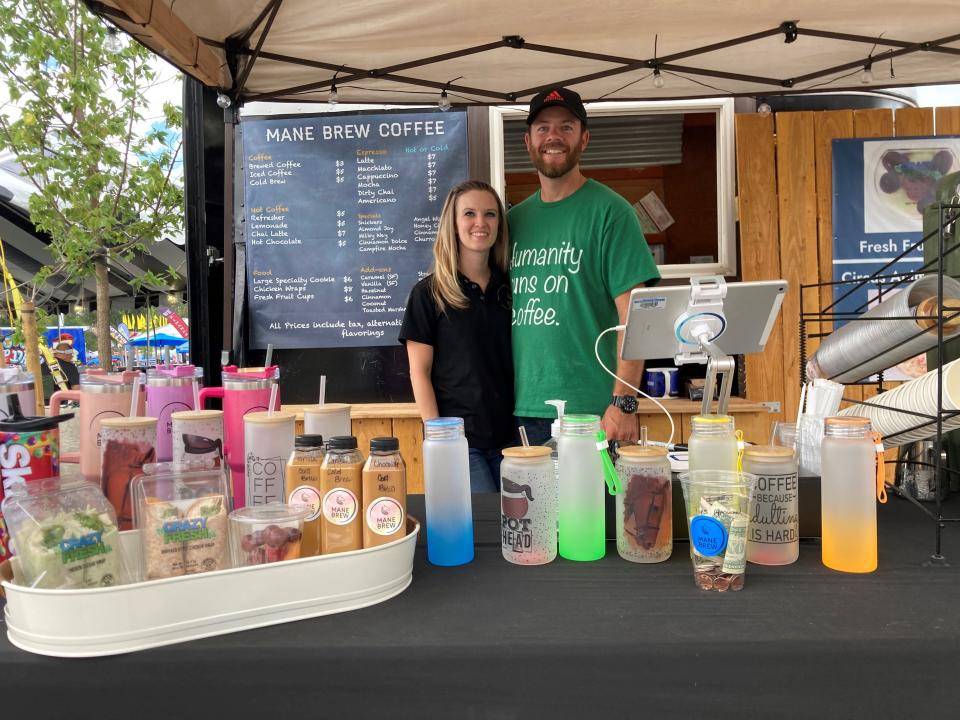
[48,370,146,484]
[198,366,280,509]
[145,365,203,462]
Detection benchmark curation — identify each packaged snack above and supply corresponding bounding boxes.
[1,479,128,589]
[132,464,231,580]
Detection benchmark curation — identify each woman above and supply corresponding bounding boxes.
[399,180,514,492]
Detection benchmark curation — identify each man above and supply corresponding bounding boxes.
[509,86,660,443]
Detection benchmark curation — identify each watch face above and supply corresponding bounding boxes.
[614,396,638,413]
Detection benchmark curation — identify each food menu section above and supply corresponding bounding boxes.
[241,110,469,348]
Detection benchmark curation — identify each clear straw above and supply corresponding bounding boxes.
[267,380,279,417]
[640,425,648,447]
[192,379,201,411]
[519,425,530,447]
[265,343,273,368]
[129,374,142,417]
[318,375,326,405]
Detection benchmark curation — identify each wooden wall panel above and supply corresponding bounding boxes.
[853,108,894,138]
[936,107,960,135]
[394,418,424,493]
[352,418,391,461]
[774,111,819,424]
[735,113,784,423]
[812,111,855,342]
[813,111,855,409]
[637,412,677,446]
[895,107,935,137]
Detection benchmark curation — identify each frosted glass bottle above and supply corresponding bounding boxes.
[688,415,738,472]
[500,446,556,565]
[422,417,474,566]
[557,414,605,561]
[615,445,672,563]
[820,417,877,573]
[743,445,799,565]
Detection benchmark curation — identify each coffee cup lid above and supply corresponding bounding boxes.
[0,412,74,432]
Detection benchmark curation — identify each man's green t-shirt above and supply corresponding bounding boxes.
[508,179,661,418]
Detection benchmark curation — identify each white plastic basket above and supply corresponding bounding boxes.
[0,517,419,657]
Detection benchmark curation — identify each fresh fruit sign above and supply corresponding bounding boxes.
[831,135,960,340]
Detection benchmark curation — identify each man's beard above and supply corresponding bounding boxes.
[529,141,583,179]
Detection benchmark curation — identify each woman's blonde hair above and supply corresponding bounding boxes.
[430,180,510,311]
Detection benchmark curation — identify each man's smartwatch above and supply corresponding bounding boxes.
[610,395,639,414]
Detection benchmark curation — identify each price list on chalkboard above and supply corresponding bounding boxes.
[241,110,469,349]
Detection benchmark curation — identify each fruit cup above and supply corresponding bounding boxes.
[228,503,310,567]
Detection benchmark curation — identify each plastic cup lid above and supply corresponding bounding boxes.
[222,365,279,380]
[424,417,463,428]
[0,412,74,431]
[149,365,202,379]
[229,503,310,524]
[563,414,600,424]
[692,414,734,425]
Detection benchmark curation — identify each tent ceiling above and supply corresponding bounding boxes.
[95,1,960,106]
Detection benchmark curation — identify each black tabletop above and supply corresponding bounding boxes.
[2,492,958,719]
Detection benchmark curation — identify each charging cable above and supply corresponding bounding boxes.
[594,325,676,445]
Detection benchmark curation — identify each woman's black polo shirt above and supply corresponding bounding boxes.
[399,270,514,449]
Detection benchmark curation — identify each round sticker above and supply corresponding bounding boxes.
[322,488,358,525]
[690,515,728,557]
[366,497,404,536]
[288,485,322,521]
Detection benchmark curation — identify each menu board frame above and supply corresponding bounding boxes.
[239,107,470,350]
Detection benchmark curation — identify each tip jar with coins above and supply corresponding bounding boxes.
[615,443,672,563]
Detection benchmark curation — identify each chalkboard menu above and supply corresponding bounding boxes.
[241,109,469,349]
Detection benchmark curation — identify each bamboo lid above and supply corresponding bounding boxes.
[100,416,157,429]
[171,410,224,420]
[304,403,352,415]
[243,411,296,424]
[743,445,795,460]
[617,444,668,458]
[502,446,551,459]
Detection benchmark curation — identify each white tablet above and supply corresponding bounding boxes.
[621,279,788,361]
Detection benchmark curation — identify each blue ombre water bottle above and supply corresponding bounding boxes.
[423,417,474,566]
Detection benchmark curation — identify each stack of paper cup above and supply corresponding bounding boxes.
[838,359,960,446]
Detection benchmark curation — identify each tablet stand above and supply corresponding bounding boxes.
[672,277,734,415]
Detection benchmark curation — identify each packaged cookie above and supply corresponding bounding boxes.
[132,465,231,580]
[1,478,129,589]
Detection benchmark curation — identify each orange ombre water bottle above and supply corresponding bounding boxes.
[820,417,887,572]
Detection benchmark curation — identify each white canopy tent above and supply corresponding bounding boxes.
[94,0,960,105]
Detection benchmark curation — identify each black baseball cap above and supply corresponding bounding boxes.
[526,86,588,127]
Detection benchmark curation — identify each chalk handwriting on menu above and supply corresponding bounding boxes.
[242,110,468,350]
[264,120,447,143]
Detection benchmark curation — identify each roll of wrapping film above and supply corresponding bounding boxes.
[807,275,960,384]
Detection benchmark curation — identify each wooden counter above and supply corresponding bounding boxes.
[281,398,776,493]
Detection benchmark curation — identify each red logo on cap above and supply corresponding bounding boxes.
[544,90,564,102]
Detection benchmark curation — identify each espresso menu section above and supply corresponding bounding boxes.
[241,110,469,349]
